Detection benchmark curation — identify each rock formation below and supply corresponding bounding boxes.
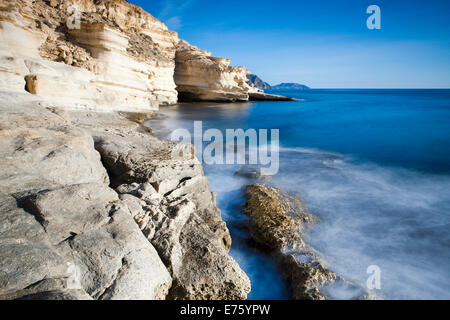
[0,0,307,301]
[0,0,295,111]
[0,0,251,300]
[246,74,271,90]
[174,40,252,102]
[0,89,251,300]
[243,184,338,299]
[0,0,179,112]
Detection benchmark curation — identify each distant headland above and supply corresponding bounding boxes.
[247,74,310,90]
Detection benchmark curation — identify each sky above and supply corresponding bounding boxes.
[129,0,450,88]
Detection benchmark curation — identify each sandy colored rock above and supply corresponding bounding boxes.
[169,212,251,299]
[175,40,251,102]
[0,96,173,300]
[0,0,178,111]
[65,206,172,300]
[0,0,254,301]
[244,184,337,299]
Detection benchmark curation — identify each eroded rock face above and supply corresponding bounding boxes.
[68,111,250,299]
[0,0,178,111]
[0,91,251,300]
[0,93,109,196]
[0,96,173,300]
[244,184,337,300]
[175,40,251,102]
[1,0,273,107]
[0,195,70,296]
[114,187,250,300]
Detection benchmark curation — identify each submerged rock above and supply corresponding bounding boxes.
[234,167,271,181]
[243,184,337,299]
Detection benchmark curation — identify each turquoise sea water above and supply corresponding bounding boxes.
[146,89,450,300]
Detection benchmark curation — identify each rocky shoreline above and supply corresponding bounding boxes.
[243,184,337,299]
[0,0,300,300]
[0,92,251,300]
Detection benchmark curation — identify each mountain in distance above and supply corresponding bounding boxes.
[246,74,271,89]
[270,83,310,90]
[246,74,310,90]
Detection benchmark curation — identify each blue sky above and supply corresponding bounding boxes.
[130,0,450,88]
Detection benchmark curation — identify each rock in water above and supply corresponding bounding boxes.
[243,184,337,299]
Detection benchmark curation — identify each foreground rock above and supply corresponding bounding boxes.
[69,111,250,299]
[243,184,337,299]
[0,93,173,300]
[0,91,250,300]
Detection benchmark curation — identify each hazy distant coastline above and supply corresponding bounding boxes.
[247,74,310,90]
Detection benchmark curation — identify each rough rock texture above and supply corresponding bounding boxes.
[175,40,251,102]
[1,0,296,107]
[0,93,173,300]
[244,184,337,300]
[0,89,250,300]
[0,0,253,301]
[0,93,109,196]
[0,0,178,111]
[69,111,250,299]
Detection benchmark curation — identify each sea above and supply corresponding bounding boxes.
[145,89,450,300]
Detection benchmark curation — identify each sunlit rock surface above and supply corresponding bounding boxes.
[0,0,254,301]
[0,0,179,111]
[174,40,252,102]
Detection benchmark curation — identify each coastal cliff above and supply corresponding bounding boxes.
[0,0,302,301]
[174,40,252,102]
[1,0,179,111]
[1,0,292,109]
[0,0,251,300]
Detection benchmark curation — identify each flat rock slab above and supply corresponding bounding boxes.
[0,195,69,295]
[22,183,118,245]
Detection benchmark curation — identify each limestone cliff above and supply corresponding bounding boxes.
[1,0,293,107]
[0,0,179,111]
[174,40,252,102]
